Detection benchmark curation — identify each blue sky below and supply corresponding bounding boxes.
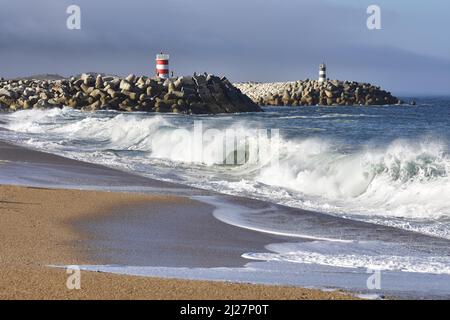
[0,0,449,95]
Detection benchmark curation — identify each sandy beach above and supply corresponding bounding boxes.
[0,141,355,300]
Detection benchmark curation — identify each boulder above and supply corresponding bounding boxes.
[82,74,95,87]
[125,74,136,83]
[119,80,132,91]
[0,88,12,98]
[95,76,104,89]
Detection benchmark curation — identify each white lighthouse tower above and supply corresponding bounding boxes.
[319,63,326,83]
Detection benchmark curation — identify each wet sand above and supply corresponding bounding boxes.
[0,140,192,194]
[0,141,355,299]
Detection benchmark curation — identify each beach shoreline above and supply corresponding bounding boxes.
[0,140,356,300]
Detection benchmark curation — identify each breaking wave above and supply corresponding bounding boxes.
[2,107,450,235]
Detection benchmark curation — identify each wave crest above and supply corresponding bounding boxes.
[2,108,450,223]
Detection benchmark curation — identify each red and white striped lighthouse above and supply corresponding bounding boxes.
[155,53,170,79]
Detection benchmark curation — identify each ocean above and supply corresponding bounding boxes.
[1,98,450,297]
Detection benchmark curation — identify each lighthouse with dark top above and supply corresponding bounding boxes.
[319,63,326,83]
[156,53,170,79]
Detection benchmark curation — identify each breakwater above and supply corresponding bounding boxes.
[234,80,402,106]
[0,73,261,114]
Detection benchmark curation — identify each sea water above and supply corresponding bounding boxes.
[1,98,450,297]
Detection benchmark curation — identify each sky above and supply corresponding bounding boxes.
[0,0,449,95]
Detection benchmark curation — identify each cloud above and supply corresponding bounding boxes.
[0,0,449,94]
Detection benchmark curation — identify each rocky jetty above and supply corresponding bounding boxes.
[0,73,261,114]
[234,80,402,106]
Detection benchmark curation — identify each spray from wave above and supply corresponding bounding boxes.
[258,137,450,220]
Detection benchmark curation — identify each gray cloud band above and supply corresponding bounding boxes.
[0,0,449,94]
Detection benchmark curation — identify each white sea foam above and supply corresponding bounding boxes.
[257,137,450,220]
[244,241,450,275]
